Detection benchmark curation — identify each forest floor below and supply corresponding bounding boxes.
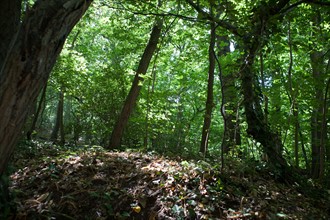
[6,142,330,220]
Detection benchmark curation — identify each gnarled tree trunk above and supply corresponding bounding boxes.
[0,0,92,175]
[238,0,293,179]
[240,47,289,173]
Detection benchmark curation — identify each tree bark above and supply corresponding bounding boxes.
[200,22,216,155]
[0,0,92,175]
[108,19,163,149]
[0,0,21,71]
[310,50,325,179]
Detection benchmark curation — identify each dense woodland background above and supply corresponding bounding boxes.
[22,0,330,179]
[0,0,330,219]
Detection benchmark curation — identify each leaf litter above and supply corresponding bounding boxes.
[8,144,330,219]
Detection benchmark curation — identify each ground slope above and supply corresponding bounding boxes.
[7,144,330,219]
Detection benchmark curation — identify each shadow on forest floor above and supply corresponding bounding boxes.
[6,143,330,219]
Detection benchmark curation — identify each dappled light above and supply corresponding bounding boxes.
[7,144,329,219]
[0,0,329,219]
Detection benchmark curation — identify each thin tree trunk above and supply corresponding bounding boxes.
[59,91,65,145]
[144,71,153,149]
[175,95,185,150]
[260,49,270,161]
[27,83,48,140]
[0,0,92,175]
[144,40,159,149]
[51,90,64,143]
[217,36,241,154]
[260,51,268,125]
[287,20,300,167]
[299,127,309,169]
[322,76,330,169]
[200,22,216,155]
[109,19,163,149]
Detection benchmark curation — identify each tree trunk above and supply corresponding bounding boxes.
[0,0,21,71]
[240,47,290,176]
[309,9,327,179]
[109,19,163,149]
[217,36,241,154]
[0,0,92,175]
[200,22,216,155]
[27,83,47,140]
[186,0,294,179]
[310,50,325,179]
[323,76,330,171]
[173,95,185,150]
[260,52,269,125]
[144,39,159,149]
[238,0,293,180]
[238,1,291,176]
[51,90,65,145]
[287,20,300,167]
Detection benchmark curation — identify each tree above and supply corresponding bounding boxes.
[50,89,65,145]
[200,21,216,155]
[185,0,297,178]
[3,0,328,182]
[26,83,47,140]
[0,0,92,175]
[109,18,163,149]
[218,35,241,155]
[309,7,328,179]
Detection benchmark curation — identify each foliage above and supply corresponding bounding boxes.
[16,0,328,179]
[6,0,330,217]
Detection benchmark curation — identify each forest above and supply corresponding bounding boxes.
[0,0,329,219]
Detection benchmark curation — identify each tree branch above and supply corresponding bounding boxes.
[280,0,330,15]
[280,0,306,15]
[305,0,330,6]
[185,0,242,36]
[100,2,200,22]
